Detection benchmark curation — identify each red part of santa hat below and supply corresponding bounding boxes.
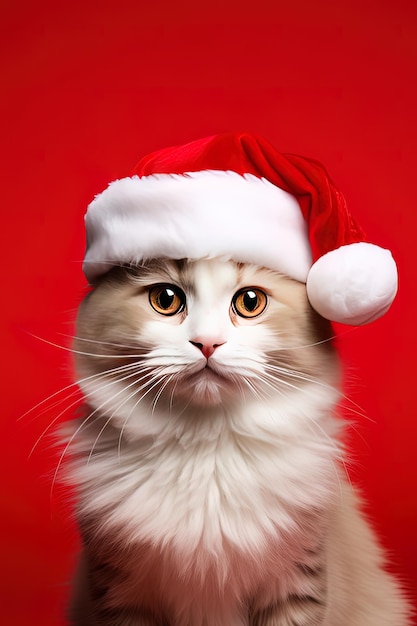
[83,132,398,325]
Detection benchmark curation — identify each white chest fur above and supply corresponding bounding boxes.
[69,385,340,623]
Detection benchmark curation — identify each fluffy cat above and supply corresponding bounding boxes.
[64,256,411,626]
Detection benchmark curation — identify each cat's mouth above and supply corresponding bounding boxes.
[176,363,231,405]
[181,359,233,389]
[187,362,225,380]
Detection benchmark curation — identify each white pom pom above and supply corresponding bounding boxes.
[306,242,398,325]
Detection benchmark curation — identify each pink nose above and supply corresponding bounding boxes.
[190,340,226,360]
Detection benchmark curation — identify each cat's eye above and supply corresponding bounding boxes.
[232,288,268,319]
[149,284,186,316]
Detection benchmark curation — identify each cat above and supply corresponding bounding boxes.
[63,256,411,625]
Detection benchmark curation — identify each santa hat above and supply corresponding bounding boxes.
[83,132,397,325]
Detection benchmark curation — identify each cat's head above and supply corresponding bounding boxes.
[74,258,338,427]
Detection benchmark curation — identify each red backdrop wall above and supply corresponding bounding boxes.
[1,0,416,623]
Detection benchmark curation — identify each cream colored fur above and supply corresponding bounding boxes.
[65,259,412,625]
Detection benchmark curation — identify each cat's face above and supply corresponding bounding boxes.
[74,258,337,424]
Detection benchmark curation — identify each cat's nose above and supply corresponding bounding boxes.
[189,340,226,360]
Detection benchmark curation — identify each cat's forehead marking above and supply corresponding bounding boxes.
[191,259,238,291]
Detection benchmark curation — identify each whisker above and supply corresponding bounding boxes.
[57,332,142,351]
[20,381,84,423]
[240,375,272,404]
[229,373,248,406]
[269,325,359,352]
[169,376,181,412]
[25,331,145,359]
[29,394,84,459]
[263,363,336,397]
[151,374,176,415]
[252,367,312,398]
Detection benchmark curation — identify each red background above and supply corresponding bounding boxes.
[1,0,416,623]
